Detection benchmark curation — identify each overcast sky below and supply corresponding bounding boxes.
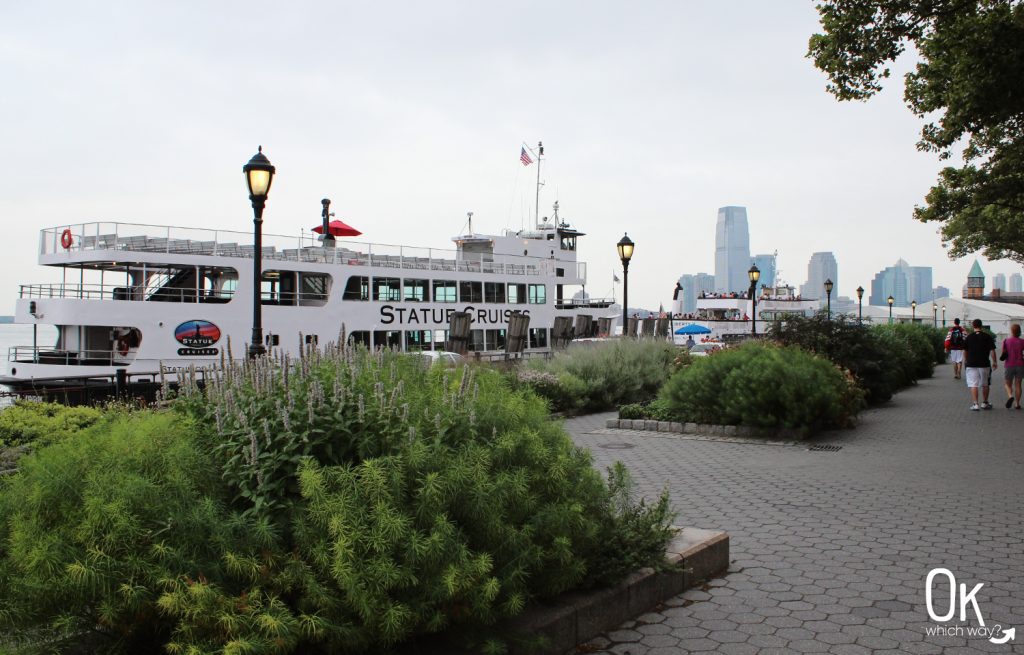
[1,1,1021,314]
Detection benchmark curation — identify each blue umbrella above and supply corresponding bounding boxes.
[674,323,712,335]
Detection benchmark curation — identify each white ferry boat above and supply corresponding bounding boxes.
[2,204,611,393]
[671,285,819,343]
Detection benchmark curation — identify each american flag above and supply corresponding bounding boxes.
[520,147,533,166]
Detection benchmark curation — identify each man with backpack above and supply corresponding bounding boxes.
[945,318,968,379]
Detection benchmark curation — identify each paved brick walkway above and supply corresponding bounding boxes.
[563,367,1024,654]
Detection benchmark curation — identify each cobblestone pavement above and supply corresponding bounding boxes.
[563,368,1024,654]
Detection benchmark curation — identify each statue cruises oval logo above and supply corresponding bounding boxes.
[174,320,221,355]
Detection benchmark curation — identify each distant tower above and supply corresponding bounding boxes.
[965,260,985,299]
[1011,272,1023,293]
[800,252,838,303]
[992,273,1007,293]
[714,207,751,293]
[751,253,777,293]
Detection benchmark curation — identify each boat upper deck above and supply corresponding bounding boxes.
[42,222,586,278]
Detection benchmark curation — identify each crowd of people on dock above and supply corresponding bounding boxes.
[945,318,1023,411]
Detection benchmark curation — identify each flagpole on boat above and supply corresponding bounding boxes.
[535,141,543,226]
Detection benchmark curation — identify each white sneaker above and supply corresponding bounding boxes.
[970,404,980,411]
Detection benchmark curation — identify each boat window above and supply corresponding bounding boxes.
[528,284,547,304]
[373,330,402,350]
[404,279,428,302]
[304,334,318,345]
[560,235,577,251]
[343,276,369,301]
[486,328,506,350]
[433,280,457,303]
[432,329,449,350]
[529,327,548,349]
[405,330,432,351]
[348,330,370,348]
[508,283,527,304]
[299,273,331,306]
[373,277,401,302]
[460,281,483,304]
[484,282,506,304]
[262,270,297,305]
[468,329,484,352]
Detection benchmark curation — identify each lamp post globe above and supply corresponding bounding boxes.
[856,286,864,324]
[887,295,894,324]
[748,264,760,335]
[932,302,938,327]
[942,304,947,327]
[824,278,834,320]
[617,233,634,337]
[244,146,276,358]
[911,300,917,323]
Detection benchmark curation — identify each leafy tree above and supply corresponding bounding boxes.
[808,1,1024,263]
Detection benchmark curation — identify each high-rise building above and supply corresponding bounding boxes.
[933,286,951,299]
[751,253,776,294]
[714,206,751,293]
[868,259,933,307]
[992,273,1007,293]
[800,252,838,303]
[1011,273,1023,293]
[677,272,716,314]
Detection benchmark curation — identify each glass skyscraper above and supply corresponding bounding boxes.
[869,259,933,307]
[800,252,838,303]
[751,253,776,294]
[714,206,751,293]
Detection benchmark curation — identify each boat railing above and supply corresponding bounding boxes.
[19,283,236,303]
[39,222,583,279]
[8,346,133,366]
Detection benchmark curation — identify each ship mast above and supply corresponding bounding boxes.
[535,141,544,226]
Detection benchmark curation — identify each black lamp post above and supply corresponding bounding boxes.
[824,278,834,320]
[932,302,938,327]
[244,146,276,358]
[748,264,760,335]
[888,295,894,324]
[617,233,634,337]
[911,300,917,323]
[942,304,946,327]
[856,286,864,325]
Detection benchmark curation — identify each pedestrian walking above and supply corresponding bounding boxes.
[964,319,997,411]
[944,318,968,379]
[1000,323,1023,410]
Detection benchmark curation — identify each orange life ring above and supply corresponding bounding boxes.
[60,229,73,249]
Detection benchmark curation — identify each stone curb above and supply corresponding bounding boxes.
[502,527,729,655]
[607,417,808,441]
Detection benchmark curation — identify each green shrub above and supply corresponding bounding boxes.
[916,325,949,364]
[770,313,925,404]
[0,346,675,654]
[660,342,864,431]
[0,401,103,448]
[0,412,240,653]
[618,398,675,422]
[875,324,936,379]
[522,339,683,412]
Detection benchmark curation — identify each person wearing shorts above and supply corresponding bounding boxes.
[945,318,967,379]
[964,319,997,411]
[1001,323,1024,409]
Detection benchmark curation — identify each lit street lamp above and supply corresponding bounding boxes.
[932,302,938,327]
[617,233,634,337]
[244,146,276,358]
[911,299,917,323]
[856,286,864,325]
[824,278,834,320]
[942,304,946,327]
[888,295,894,324]
[748,264,760,335]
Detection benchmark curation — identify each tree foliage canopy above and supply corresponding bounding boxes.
[808,1,1024,263]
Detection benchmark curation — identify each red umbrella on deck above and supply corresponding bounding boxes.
[313,219,362,237]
